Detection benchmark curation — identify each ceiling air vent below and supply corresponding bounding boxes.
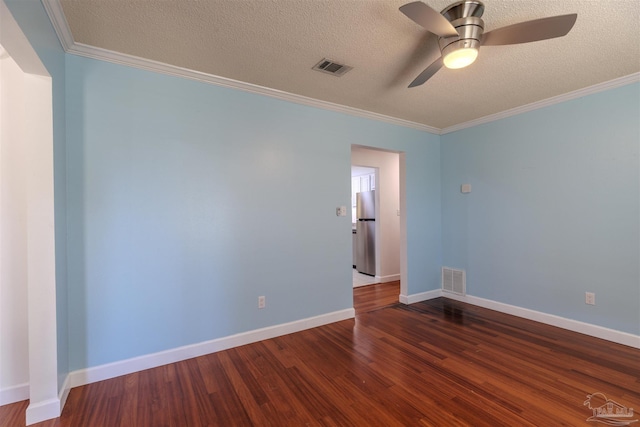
[312,58,352,77]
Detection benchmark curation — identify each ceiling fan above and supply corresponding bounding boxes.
[399,0,577,87]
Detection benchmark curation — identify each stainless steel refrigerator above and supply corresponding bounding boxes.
[356,190,376,276]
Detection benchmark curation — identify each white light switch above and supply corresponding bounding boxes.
[461,184,471,194]
[336,206,347,217]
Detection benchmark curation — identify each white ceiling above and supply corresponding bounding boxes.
[55,0,640,132]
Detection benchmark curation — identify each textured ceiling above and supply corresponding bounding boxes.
[58,0,640,130]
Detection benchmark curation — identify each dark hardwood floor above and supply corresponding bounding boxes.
[2,284,638,426]
[354,281,399,314]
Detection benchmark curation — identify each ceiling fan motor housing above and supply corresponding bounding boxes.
[438,1,485,59]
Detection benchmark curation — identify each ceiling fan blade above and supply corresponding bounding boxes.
[482,14,577,46]
[400,2,459,38]
[408,57,443,88]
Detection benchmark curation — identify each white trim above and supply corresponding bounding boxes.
[58,374,70,415]
[0,383,29,406]
[41,0,73,51]
[353,281,377,288]
[41,0,438,134]
[40,1,439,134]
[26,398,60,426]
[41,0,640,137]
[399,289,442,305]
[441,72,640,134]
[443,293,640,349]
[376,273,400,283]
[25,72,59,425]
[69,308,355,388]
[53,291,640,400]
[397,289,639,348]
[71,42,439,134]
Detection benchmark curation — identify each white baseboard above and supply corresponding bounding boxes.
[0,382,29,406]
[69,308,355,388]
[353,281,376,288]
[26,397,61,426]
[12,291,637,424]
[1,378,70,424]
[353,276,400,288]
[397,289,639,348]
[58,374,70,415]
[443,293,640,349]
[399,289,441,305]
[376,274,400,283]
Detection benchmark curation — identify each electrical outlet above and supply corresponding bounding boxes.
[336,206,347,217]
[258,296,266,309]
[585,292,595,305]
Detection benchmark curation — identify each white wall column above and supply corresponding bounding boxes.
[0,42,30,407]
[24,72,59,425]
[0,1,60,424]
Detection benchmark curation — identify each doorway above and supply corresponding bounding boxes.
[350,145,403,305]
[351,165,377,287]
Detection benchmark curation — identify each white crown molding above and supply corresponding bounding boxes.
[73,41,441,134]
[67,43,440,134]
[441,72,640,134]
[41,0,72,51]
[41,0,640,138]
[41,0,439,134]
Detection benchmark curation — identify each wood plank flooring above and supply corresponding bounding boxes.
[2,286,638,426]
[353,281,399,314]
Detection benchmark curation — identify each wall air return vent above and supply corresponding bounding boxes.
[312,58,352,77]
[442,267,466,296]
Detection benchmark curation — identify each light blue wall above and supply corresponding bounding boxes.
[5,0,69,391]
[11,0,637,377]
[65,55,441,370]
[441,83,640,334]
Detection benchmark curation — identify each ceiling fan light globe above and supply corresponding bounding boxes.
[443,47,478,69]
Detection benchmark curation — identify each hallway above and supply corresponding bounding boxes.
[352,268,380,288]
